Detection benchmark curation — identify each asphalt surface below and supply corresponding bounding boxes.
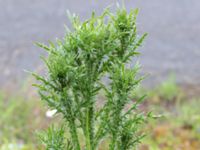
[0,0,200,88]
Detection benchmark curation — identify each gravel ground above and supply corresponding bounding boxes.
[0,0,200,88]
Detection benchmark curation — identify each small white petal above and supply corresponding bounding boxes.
[46,109,57,118]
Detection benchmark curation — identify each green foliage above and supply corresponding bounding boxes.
[0,140,35,150]
[0,94,34,143]
[142,99,200,150]
[34,6,148,150]
[0,142,35,150]
[0,92,48,149]
[38,126,67,150]
[157,74,179,100]
[176,99,200,130]
[132,74,181,103]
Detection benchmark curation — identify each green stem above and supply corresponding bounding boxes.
[68,118,81,150]
[109,95,124,150]
[85,91,94,150]
[85,55,95,150]
[64,95,81,150]
[109,135,116,150]
[86,108,92,150]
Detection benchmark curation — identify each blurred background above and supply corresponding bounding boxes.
[1,0,200,89]
[0,0,200,149]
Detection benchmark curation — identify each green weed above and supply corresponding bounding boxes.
[34,5,149,150]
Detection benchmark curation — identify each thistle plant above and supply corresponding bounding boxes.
[33,5,149,150]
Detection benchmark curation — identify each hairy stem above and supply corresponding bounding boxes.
[69,119,81,150]
[85,56,94,150]
[86,108,92,150]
